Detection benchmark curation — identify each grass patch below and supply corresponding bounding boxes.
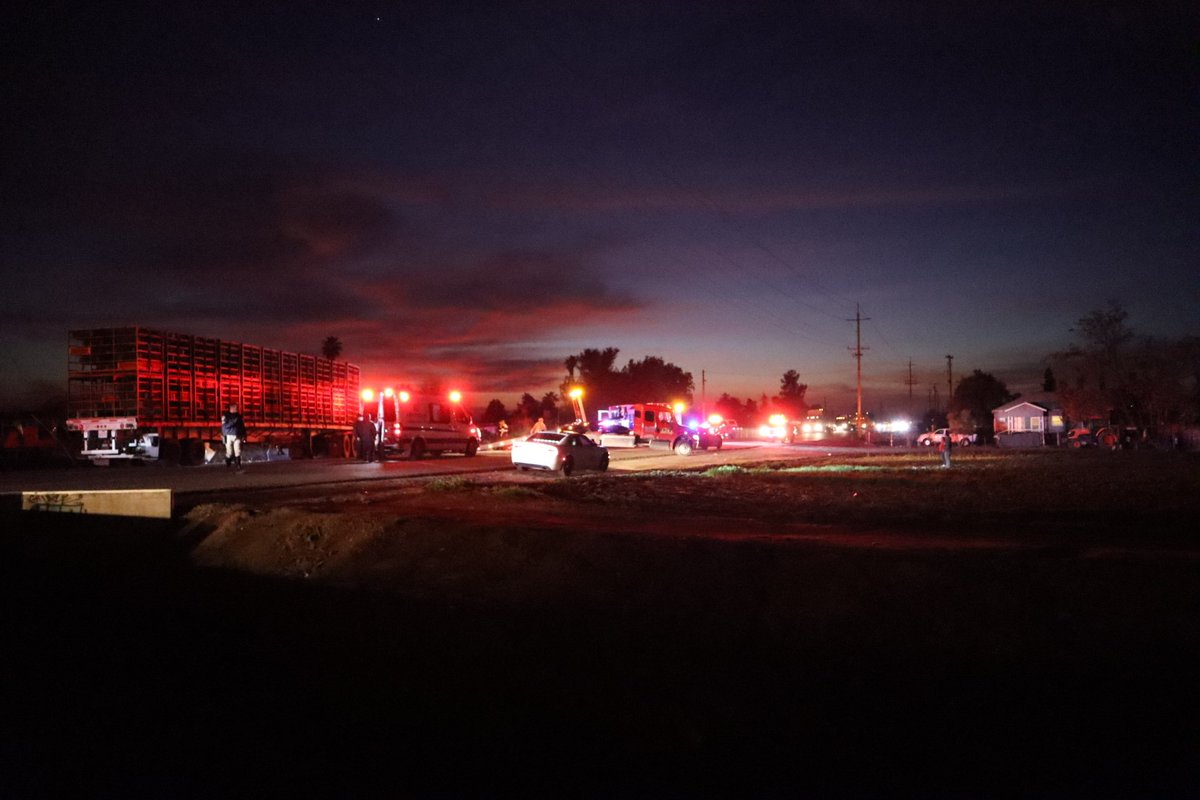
[778,464,888,473]
[424,476,476,493]
[486,485,543,499]
[540,449,1200,535]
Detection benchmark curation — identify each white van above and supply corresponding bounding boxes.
[377,394,480,459]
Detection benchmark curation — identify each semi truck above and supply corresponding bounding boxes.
[65,327,360,464]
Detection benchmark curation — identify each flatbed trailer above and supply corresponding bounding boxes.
[66,327,360,463]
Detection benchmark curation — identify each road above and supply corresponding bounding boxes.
[0,439,886,506]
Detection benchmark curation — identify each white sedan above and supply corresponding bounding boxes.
[511,431,610,476]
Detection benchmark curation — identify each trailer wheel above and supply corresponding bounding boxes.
[410,439,426,460]
[674,438,693,456]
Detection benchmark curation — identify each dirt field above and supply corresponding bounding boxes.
[2,449,1198,797]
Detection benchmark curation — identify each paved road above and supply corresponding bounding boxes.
[0,440,888,503]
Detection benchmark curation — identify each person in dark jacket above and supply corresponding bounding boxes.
[355,414,378,462]
[221,403,247,469]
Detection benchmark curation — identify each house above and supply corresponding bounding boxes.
[993,396,1066,447]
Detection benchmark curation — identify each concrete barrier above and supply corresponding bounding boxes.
[20,489,173,519]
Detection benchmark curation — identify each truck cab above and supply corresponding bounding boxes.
[65,417,161,463]
[597,403,702,454]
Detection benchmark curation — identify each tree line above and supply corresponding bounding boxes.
[942,302,1199,437]
[478,352,812,433]
[327,301,1199,438]
[1048,302,1199,432]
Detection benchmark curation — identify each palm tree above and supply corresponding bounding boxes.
[321,335,343,360]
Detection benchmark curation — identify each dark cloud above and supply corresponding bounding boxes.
[2,2,1196,412]
[398,250,636,313]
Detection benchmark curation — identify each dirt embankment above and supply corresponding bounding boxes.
[177,451,1200,598]
[4,452,1197,798]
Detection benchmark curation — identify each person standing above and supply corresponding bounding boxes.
[939,431,953,469]
[529,416,547,435]
[221,402,247,470]
[355,414,377,462]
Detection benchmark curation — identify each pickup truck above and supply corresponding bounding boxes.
[915,428,976,447]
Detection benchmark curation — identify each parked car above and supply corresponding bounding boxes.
[915,428,975,447]
[512,431,610,476]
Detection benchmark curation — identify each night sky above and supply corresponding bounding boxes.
[3,2,1197,414]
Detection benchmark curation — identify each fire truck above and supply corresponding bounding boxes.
[595,402,715,455]
[65,327,360,463]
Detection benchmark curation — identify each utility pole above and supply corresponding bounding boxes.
[905,358,916,411]
[847,305,870,436]
[945,354,954,412]
[701,369,707,418]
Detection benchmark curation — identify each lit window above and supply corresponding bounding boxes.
[1030,416,1043,432]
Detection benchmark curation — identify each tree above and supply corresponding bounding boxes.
[482,399,508,425]
[1042,367,1057,393]
[622,356,693,404]
[560,348,693,422]
[515,393,541,427]
[950,370,1015,432]
[321,335,343,360]
[1073,301,1134,360]
[714,393,744,421]
[1050,303,1199,431]
[775,370,808,419]
[541,392,559,424]
[573,347,620,383]
[561,347,623,416]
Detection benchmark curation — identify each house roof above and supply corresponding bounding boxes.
[993,400,1048,415]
